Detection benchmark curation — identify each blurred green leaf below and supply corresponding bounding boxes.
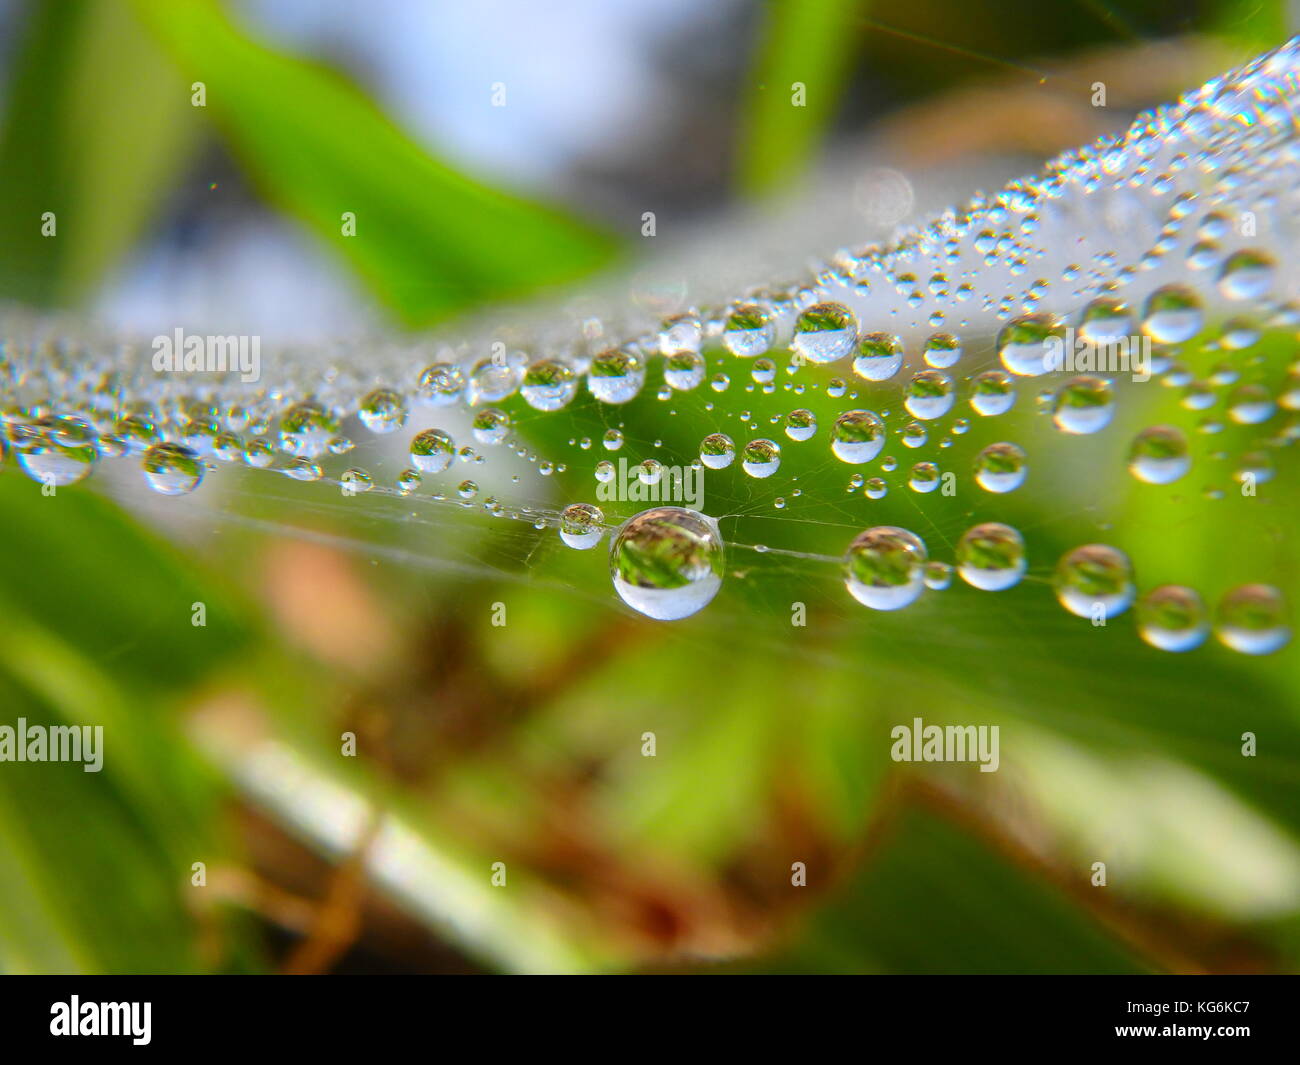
[132,0,620,325]
[739,0,863,195]
[0,0,200,305]
[754,804,1150,973]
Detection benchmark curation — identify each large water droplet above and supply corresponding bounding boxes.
[998,313,1064,377]
[1053,544,1135,619]
[1053,376,1115,435]
[610,506,724,620]
[143,442,204,496]
[1127,425,1190,484]
[1214,583,1290,654]
[853,332,904,381]
[830,409,885,463]
[792,302,857,364]
[588,347,646,404]
[974,442,1027,493]
[1136,585,1208,652]
[843,526,928,610]
[956,522,1026,590]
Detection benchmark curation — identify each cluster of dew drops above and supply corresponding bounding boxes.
[6,40,1300,653]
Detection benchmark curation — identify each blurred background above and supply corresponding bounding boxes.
[1,0,1298,974]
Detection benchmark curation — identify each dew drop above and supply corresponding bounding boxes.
[143,442,204,496]
[559,502,605,550]
[956,522,1026,591]
[1214,583,1290,654]
[1128,425,1190,484]
[1053,544,1134,619]
[830,409,885,464]
[843,526,928,610]
[610,506,724,620]
[1136,585,1208,652]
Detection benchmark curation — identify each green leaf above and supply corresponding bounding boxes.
[132,0,620,325]
[738,0,863,196]
[0,0,200,305]
[755,804,1150,973]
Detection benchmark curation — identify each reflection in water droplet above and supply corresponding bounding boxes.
[974,442,1027,493]
[143,442,204,495]
[956,522,1026,591]
[741,438,781,478]
[410,428,455,473]
[998,313,1064,376]
[559,502,605,550]
[358,388,407,434]
[843,526,928,610]
[792,302,857,364]
[1141,285,1203,344]
[723,305,775,357]
[1053,544,1135,619]
[588,348,646,404]
[610,506,724,620]
[1053,376,1115,435]
[700,432,736,469]
[853,333,904,381]
[1137,585,1208,652]
[831,409,885,463]
[1215,583,1291,654]
[1128,425,1190,484]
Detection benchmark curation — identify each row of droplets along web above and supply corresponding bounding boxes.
[2,38,1299,650]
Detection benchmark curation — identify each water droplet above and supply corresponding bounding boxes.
[1141,285,1203,344]
[1128,425,1190,484]
[904,370,955,420]
[1053,544,1134,619]
[1217,248,1275,301]
[588,347,645,404]
[143,442,204,495]
[416,363,465,406]
[700,432,736,469]
[853,332,904,381]
[741,438,781,478]
[610,506,724,620]
[664,351,705,392]
[1214,583,1290,654]
[1136,585,1208,652]
[341,467,373,493]
[970,371,1017,417]
[784,408,817,441]
[923,333,961,369]
[659,312,702,356]
[358,388,407,434]
[843,526,928,610]
[998,313,1064,377]
[280,401,339,459]
[722,305,775,358]
[471,407,510,445]
[1078,296,1133,344]
[792,302,857,364]
[410,428,455,473]
[974,442,1027,493]
[956,522,1026,591]
[1053,376,1115,434]
[830,409,885,464]
[559,502,605,550]
[522,360,578,411]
